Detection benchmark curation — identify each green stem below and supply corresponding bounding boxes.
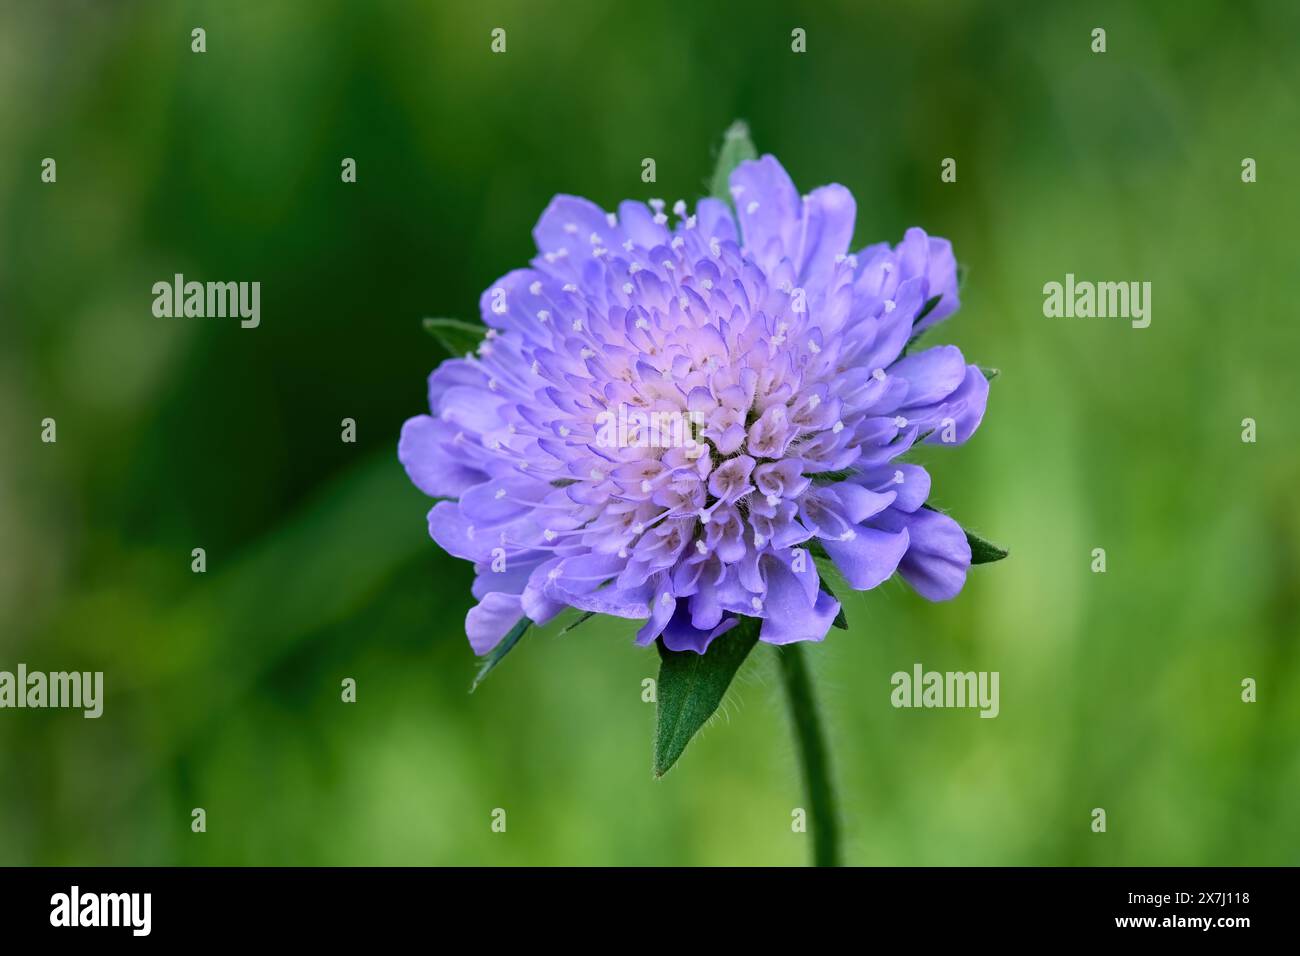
[776,643,840,867]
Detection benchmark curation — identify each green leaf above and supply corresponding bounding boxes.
[653,617,761,777]
[558,610,596,636]
[808,553,851,629]
[818,580,849,630]
[899,295,944,356]
[423,317,487,358]
[709,120,758,206]
[469,617,530,693]
[914,293,943,327]
[966,529,1009,565]
[808,468,856,485]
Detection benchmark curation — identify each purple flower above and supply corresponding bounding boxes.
[400,155,989,655]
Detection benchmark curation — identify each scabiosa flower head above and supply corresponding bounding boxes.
[400,155,990,656]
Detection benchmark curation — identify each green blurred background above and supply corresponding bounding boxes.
[2,0,1297,865]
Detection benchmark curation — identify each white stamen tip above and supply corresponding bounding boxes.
[884,299,896,313]
[893,470,905,484]
[623,282,635,295]
[840,529,857,541]
[894,416,908,428]
[494,488,506,499]
[640,479,653,493]
[529,281,542,295]
[543,529,557,542]
[695,540,708,555]
[832,421,844,433]
[745,201,760,215]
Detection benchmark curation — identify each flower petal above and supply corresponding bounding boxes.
[465,592,524,655]
[660,605,738,654]
[891,345,967,408]
[730,155,801,269]
[879,508,972,600]
[399,415,485,498]
[821,524,910,591]
[796,184,856,293]
[760,557,839,645]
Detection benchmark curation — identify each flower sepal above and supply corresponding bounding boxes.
[653,615,761,777]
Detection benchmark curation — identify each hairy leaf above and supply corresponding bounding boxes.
[558,610,597,636]
[709,120,758,206]
[966,529,1009,565]
[653,617,760,776]
[423,317,486,358]
[470,617,530,692]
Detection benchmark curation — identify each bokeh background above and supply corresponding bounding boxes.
[1,0,1297,865]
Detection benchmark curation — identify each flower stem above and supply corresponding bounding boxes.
[776,643,840,866]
